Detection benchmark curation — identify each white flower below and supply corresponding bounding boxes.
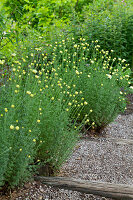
[130,86,133,90]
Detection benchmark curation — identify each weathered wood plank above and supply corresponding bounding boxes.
[81,136,133,145]
[34,176,133,200]
[109,138,133,145]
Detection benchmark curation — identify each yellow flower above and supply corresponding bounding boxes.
[10,125,14,130]
[86,119,89,123]
[84,101,88,105]
[68,102,72,106]
[15,126,19,130]
[11,105,15,108]
[16,85,20,88]
[51,97,54,100]
[33,139,36,142]
[26,91,31,95]
[39,108,42,111]
[75,91,78,95]
[15,90,18,93]
[32,69,37,74]
[12,53,16,57]
[66,108,69,112]
[1,114,3,117]
[28,155,31,158]
[75,70,79,75]
[30,94,34,97]
[37,119,40,123]
[12,68,16,72]
[5,108,8,112]
[92,122,95,125]
[19,148,22,152]
[16,120,18,123]
[74,44,78,48]
[29,130,32,132]
[31,53,34,57]
[90,109,93,112]
[0,59,5,64]
[101,84,103,86]
[106,74,112,79]
[35,75,39,79]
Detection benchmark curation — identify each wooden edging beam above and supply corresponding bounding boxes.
[81,136,133,145]
[34,176,133,200]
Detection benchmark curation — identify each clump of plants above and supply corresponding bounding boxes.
[40,35,132,131]
[0,30,132,191]
[0,51,85,189]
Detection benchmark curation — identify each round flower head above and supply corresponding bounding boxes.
[10,125,14,130]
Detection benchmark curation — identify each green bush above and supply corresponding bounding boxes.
[0,51,83,188]
[40,34,132,129]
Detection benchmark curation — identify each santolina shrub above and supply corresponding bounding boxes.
[0,58,84,188]
[38,35,132,128]
[0,33,132,189]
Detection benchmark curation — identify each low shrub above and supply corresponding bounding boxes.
[40,35,132,130]
[0,30,132,189]
[0,54,83,188]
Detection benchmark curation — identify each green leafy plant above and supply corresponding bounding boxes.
[39,34,132,130]
[0,46,84,188]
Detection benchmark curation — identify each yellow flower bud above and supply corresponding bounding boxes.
[10,125,14,130]
[11,105,15,108]
[15,126,19,130]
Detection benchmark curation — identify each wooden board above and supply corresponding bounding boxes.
[35,176,133,200]
[81,136,133,145]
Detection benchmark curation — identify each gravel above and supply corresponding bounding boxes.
[105,114,133,139]
[0,111,133,200]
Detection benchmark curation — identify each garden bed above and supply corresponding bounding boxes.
[0,94,132,200]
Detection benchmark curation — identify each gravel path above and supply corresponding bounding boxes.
[0,101,133,200]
